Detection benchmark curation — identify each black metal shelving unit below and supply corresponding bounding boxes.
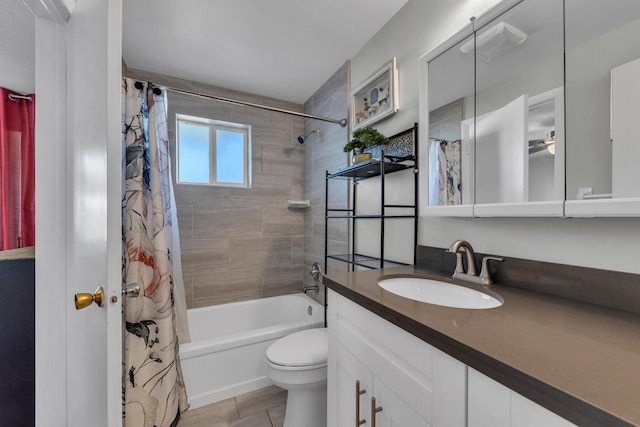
[324,123,419,273]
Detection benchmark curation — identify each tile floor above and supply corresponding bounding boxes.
[179,385,287,427]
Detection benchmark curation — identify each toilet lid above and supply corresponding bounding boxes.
[266,328,328,367]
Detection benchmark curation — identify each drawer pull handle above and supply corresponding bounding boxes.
[356,380,366,426]
[371,396,382,427]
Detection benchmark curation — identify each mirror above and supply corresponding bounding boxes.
[426,31,475,213]
[473,0,564,210]
[422,0,565,217]
[0,0,36,251]
[565,0,640,208]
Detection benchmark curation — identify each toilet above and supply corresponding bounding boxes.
[266,328,328,427]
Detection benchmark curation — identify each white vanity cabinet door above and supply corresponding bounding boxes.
[327,290,466,427]
[372,374,429,427]
[328,336,428,427]
[328,335,374,427]
[468,368,577,427]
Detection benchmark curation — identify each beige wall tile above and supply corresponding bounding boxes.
[182,271,194,308]
[302,62,349,280]
[262,265,304,297]
[262,143,304,177]
[174,185,230,208]
[291,235,304,265]
[304,235,325,268]
[176,204,193,239]
[192,268,262,306]
[229,237,292,269]
[231,108,293,148]
[291,176,304,200]
[263,207,303,236]
[227,183,291,207]
[193,206,263,238]
[180,238,229,276]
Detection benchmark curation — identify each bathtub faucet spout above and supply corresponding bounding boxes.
[303,285,319,294]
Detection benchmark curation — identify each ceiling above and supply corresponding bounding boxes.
[122,0,409,105]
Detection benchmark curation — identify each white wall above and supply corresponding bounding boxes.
[0,0,35,94]
[350,0,640,274]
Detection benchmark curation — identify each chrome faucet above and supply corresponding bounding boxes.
[446,240,504,285]
[303,285,319,294]
[447,239,477,277]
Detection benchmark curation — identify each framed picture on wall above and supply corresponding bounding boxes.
[351,57,399,130]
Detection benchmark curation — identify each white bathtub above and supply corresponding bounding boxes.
[180,293,324,409]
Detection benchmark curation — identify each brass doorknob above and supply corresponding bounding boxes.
[75,286,104,310]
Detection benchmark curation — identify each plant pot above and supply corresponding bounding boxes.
[352,152,372,164]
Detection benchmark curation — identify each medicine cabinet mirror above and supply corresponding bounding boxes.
[420,0,564,217]
[422,29,475,217]
[421,0,640,217]
[564,0,640,216]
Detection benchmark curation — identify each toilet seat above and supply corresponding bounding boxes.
[266,328,328,370]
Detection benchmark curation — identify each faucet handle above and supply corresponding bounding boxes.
[480,256,504,286]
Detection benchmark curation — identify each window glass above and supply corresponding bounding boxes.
[178,122,210,183]
[216,129,244,184]
[176,115,251,188]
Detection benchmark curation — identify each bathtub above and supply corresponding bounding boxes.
[180,293,324,409]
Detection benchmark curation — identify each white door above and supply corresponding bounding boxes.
[470,94,529,204]
[34,0,122,425]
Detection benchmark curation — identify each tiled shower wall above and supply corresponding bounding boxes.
[127,68,306,308]
[302,62,351,305]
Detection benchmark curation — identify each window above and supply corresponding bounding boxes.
[176,114,251,187]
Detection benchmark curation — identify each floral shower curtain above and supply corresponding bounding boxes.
[122,78,189,427]
[428,139,462,206]
[0,88,35,250]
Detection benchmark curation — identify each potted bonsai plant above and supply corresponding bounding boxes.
[343,126,390,164]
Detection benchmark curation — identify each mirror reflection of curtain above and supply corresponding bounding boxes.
[429,139,462,205]
[122,79,189,427]
[0,87,35,251]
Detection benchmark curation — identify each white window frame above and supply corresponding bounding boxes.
[176,114,252,188]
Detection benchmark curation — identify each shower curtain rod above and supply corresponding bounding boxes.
[136,80,348,127]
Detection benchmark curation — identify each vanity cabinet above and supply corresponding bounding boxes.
[467,368,576,427]
[327,290,467,427]
[330,339,428,427]
[328,289,580,427]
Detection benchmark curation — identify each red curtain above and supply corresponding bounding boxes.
[0,87,35,250]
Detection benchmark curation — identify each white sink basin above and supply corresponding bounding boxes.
[378,277,503,309]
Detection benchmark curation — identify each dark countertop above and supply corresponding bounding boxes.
[323,266,640,427]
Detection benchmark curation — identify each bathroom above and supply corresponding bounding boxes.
[4,0,640,425]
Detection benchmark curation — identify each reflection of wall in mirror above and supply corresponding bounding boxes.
[611,57,640,198]
[565,14,640,199]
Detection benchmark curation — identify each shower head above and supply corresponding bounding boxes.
[297,128,320,144]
